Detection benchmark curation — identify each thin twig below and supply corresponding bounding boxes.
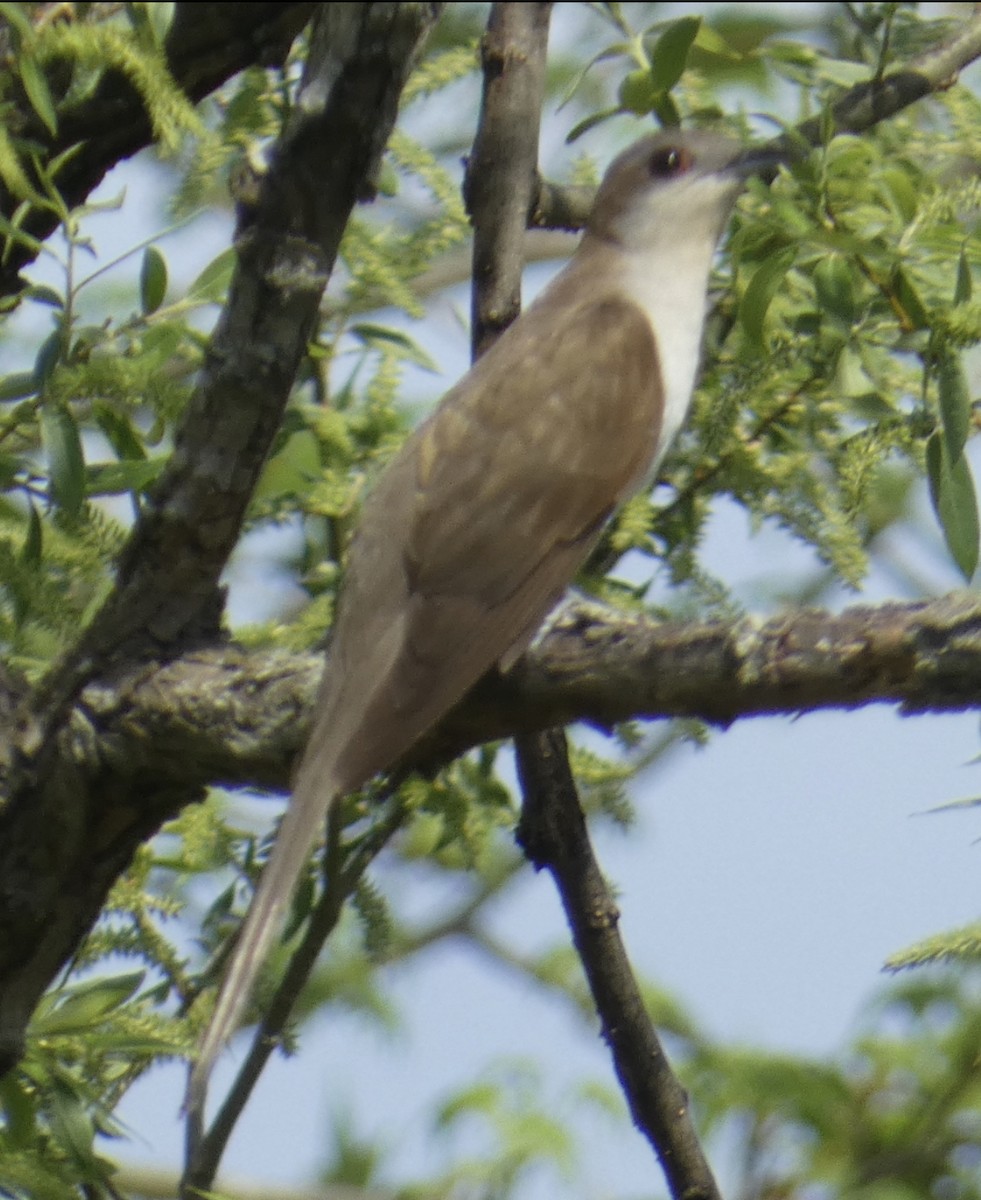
[515,729,723,1200]
[530,10,981,231]
[182,798,405,1195]
[467,5,721,1198]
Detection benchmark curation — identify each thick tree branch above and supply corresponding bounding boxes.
[3,586,975,1066]
[801,9,981,139]
[0,0,441,1076]
[70,593,981,796]
[0,3,317,298]
[42,3,440,711]
[3,585,980,1070]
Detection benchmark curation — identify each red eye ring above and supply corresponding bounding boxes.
[648,145,693,177]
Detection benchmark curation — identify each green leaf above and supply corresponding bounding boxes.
[886,919,981,970]
[0,206,43,257]
[0,371,37,401]
[0,453,20,488]
[565,106,621,143]
[19,55,57,136]
[652,90,681,127]
[74,187,125,217]
[23,282,63,307]
[21,501,41,566]
[253,430,321,502]
[879,167,917,224]
[33,328,61,390]
[41,404,85,516]
[890,265,929,331]
[814,55,871,87]
[649,16,701,92]
[93,403,148,460]
[618,68,657,115]
[739,247,796,350]
[692,22,740,57]
[140,318,185,360]
[926,430,979,581]
[0,2,35,43]
[147,1,177,44]
[139,244,168,314]
[350,323,439,372]
[937,349,971,463]
[557,43,629,109]
[0,1073,37,1145]
[764,39,818,68]
[126,0,176,48]
[29,972,145,1036]
[47,1083,97,1174]
[188,247,236,302]
[954,247,972,305]
[835,346,876,399]
[85,457,165,495]
[813,254,854,324]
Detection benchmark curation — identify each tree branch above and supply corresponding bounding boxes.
[71,592,981,796]
[182,796,404,1193]
[465,1,553,357]
[3,581,980,1072]
[530,9,981,231]
[42,2,441,710]
[804,8,981,139]
[0,0,442,1077]
[0,3,317,298]
[516,728,722,1200]
[464,6,720,1196]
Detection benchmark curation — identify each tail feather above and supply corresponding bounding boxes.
[186,769,340,1117]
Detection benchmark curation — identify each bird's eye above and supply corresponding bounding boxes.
[648,146,692,177]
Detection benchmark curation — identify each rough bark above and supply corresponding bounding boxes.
[0,0,443,1075]
[0,3,317,297]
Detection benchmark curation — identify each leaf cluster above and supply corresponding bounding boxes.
[0,3,202,256]
[302,959,981,1200]
[563,6,981,600]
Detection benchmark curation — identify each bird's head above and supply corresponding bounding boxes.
[588,129,784,253]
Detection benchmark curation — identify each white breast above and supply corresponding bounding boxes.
[618,243,715,474]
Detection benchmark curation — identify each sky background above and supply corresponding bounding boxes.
[4,4,979,1197]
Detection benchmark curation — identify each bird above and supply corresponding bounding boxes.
[189,127,784,1112]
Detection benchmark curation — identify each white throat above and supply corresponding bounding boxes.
[614,233,719,471]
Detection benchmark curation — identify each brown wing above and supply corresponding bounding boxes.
[311,292,663,793]
[396,294,662,693]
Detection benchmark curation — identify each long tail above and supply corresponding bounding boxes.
[186,765,340,1117]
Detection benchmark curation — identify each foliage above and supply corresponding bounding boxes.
[0,3,978,1199]
[307,969,981,1200]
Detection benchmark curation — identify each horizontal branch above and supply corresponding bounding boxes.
[2,587,976,1068]
[80,592,981,794]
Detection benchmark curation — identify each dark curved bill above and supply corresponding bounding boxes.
[729,142,794,182]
